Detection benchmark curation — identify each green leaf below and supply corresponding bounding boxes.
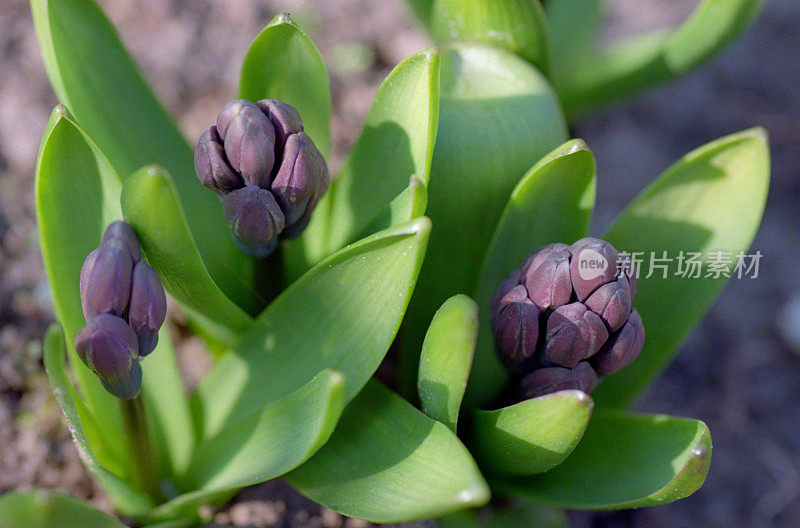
[43,325,155,517]
[121,165,253,347]
[426,0,549,73]
[286,380,490,523]
[550,0,765,116]
[501,410,712,509]
[467,139,595,407]
[437,499,568,528]
[418,295,478,431]
[145,371,345,523]
[594,128,770,407]
[238,13,331,158]
[355,176,429,245]
[297,49,440,268]
[544,0,602,76]
[30,0,258,311]
[186,370,345,491]
[0,489,127,528]
[193,218,431,441]
[35,106,127,466]
[401,43,567,397]
[471,390,593,476]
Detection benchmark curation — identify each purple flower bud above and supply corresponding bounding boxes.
[222,186,285,258]
[584,275,633,332]
[217,99,276,188]
[544,302,608,368]
[83,239,133,319]
[520,366,581,399]
[492,285,540,375]
[257,99,304,160]
[101,221,142,263]
[491,268,522,316]
[574,361,598,393]
[523,245,573,310]
[271,132,329,227]
[80,248,99,321]
[74,314,141,399]
[128,260,167,356]
[591,309,645,376]
[194,126,243,194]
[569,237,619,301]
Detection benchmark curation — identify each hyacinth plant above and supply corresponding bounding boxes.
[0,0,770,526]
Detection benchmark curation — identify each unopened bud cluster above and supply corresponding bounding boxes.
[195,99,329,257]
[75,222,167,399]
[492,238,645,399]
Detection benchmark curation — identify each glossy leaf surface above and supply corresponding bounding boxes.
[471,390,593,476]
[286,381,490,523]
[298,49,439,268]
[194,218,431,440]
[418,295,478,431]
[239,13,331,158]
[502,410,712,509]
[0,489,127,528]
[468,139,595,407]
[595,129,770,407]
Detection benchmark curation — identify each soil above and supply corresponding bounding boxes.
[1,1,799,527]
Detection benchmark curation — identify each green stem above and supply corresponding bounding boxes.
[121,395,164,502]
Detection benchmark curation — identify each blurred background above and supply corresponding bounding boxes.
[1,0,798,527]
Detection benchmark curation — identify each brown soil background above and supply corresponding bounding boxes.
[1,1,799,527]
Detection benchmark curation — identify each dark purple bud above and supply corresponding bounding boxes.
[544,302,608,368]
[569,237,619,301]
[619,255,638,298]
[492,285,540,375]
[223,186,285,258]
[591,309,645,376]
[80,248,99,321]
[217,99,276,188]
[83,239,133,319]
[128,261,167,356]
[584,275,633,332]
[523,245,573,310]
[194,126,243,194]
[574,361,598,393]
[491,268,522,316]
[74,314,141,399]
[520,366,581,399]
[101,221,142,263]
[271,132,329,227]
[256,99,304,159]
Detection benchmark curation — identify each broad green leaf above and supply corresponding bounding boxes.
[193,218,431,441]
[471,390,593,476]
[186,370,345,491]
[401,43,567,397]
[356,176,428,245]
[35,106,127,467]
[551,0,765,116]
[30,0,258,311]
[501,410,712,509]
[145,371,345,523]
[595,129,770,407]
[238,13,331,158]
[121,166,253,347]
[427,0,549,73]
[0,489,127,528]
[437,499,568,528]
[545,0,602,77]
[43,326,155,517]
[418,295,478,431]
[286,380,490,523]
[298,49,440,268]
[467,139,595,407]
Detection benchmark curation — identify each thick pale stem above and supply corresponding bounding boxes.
[121,394,163,502]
